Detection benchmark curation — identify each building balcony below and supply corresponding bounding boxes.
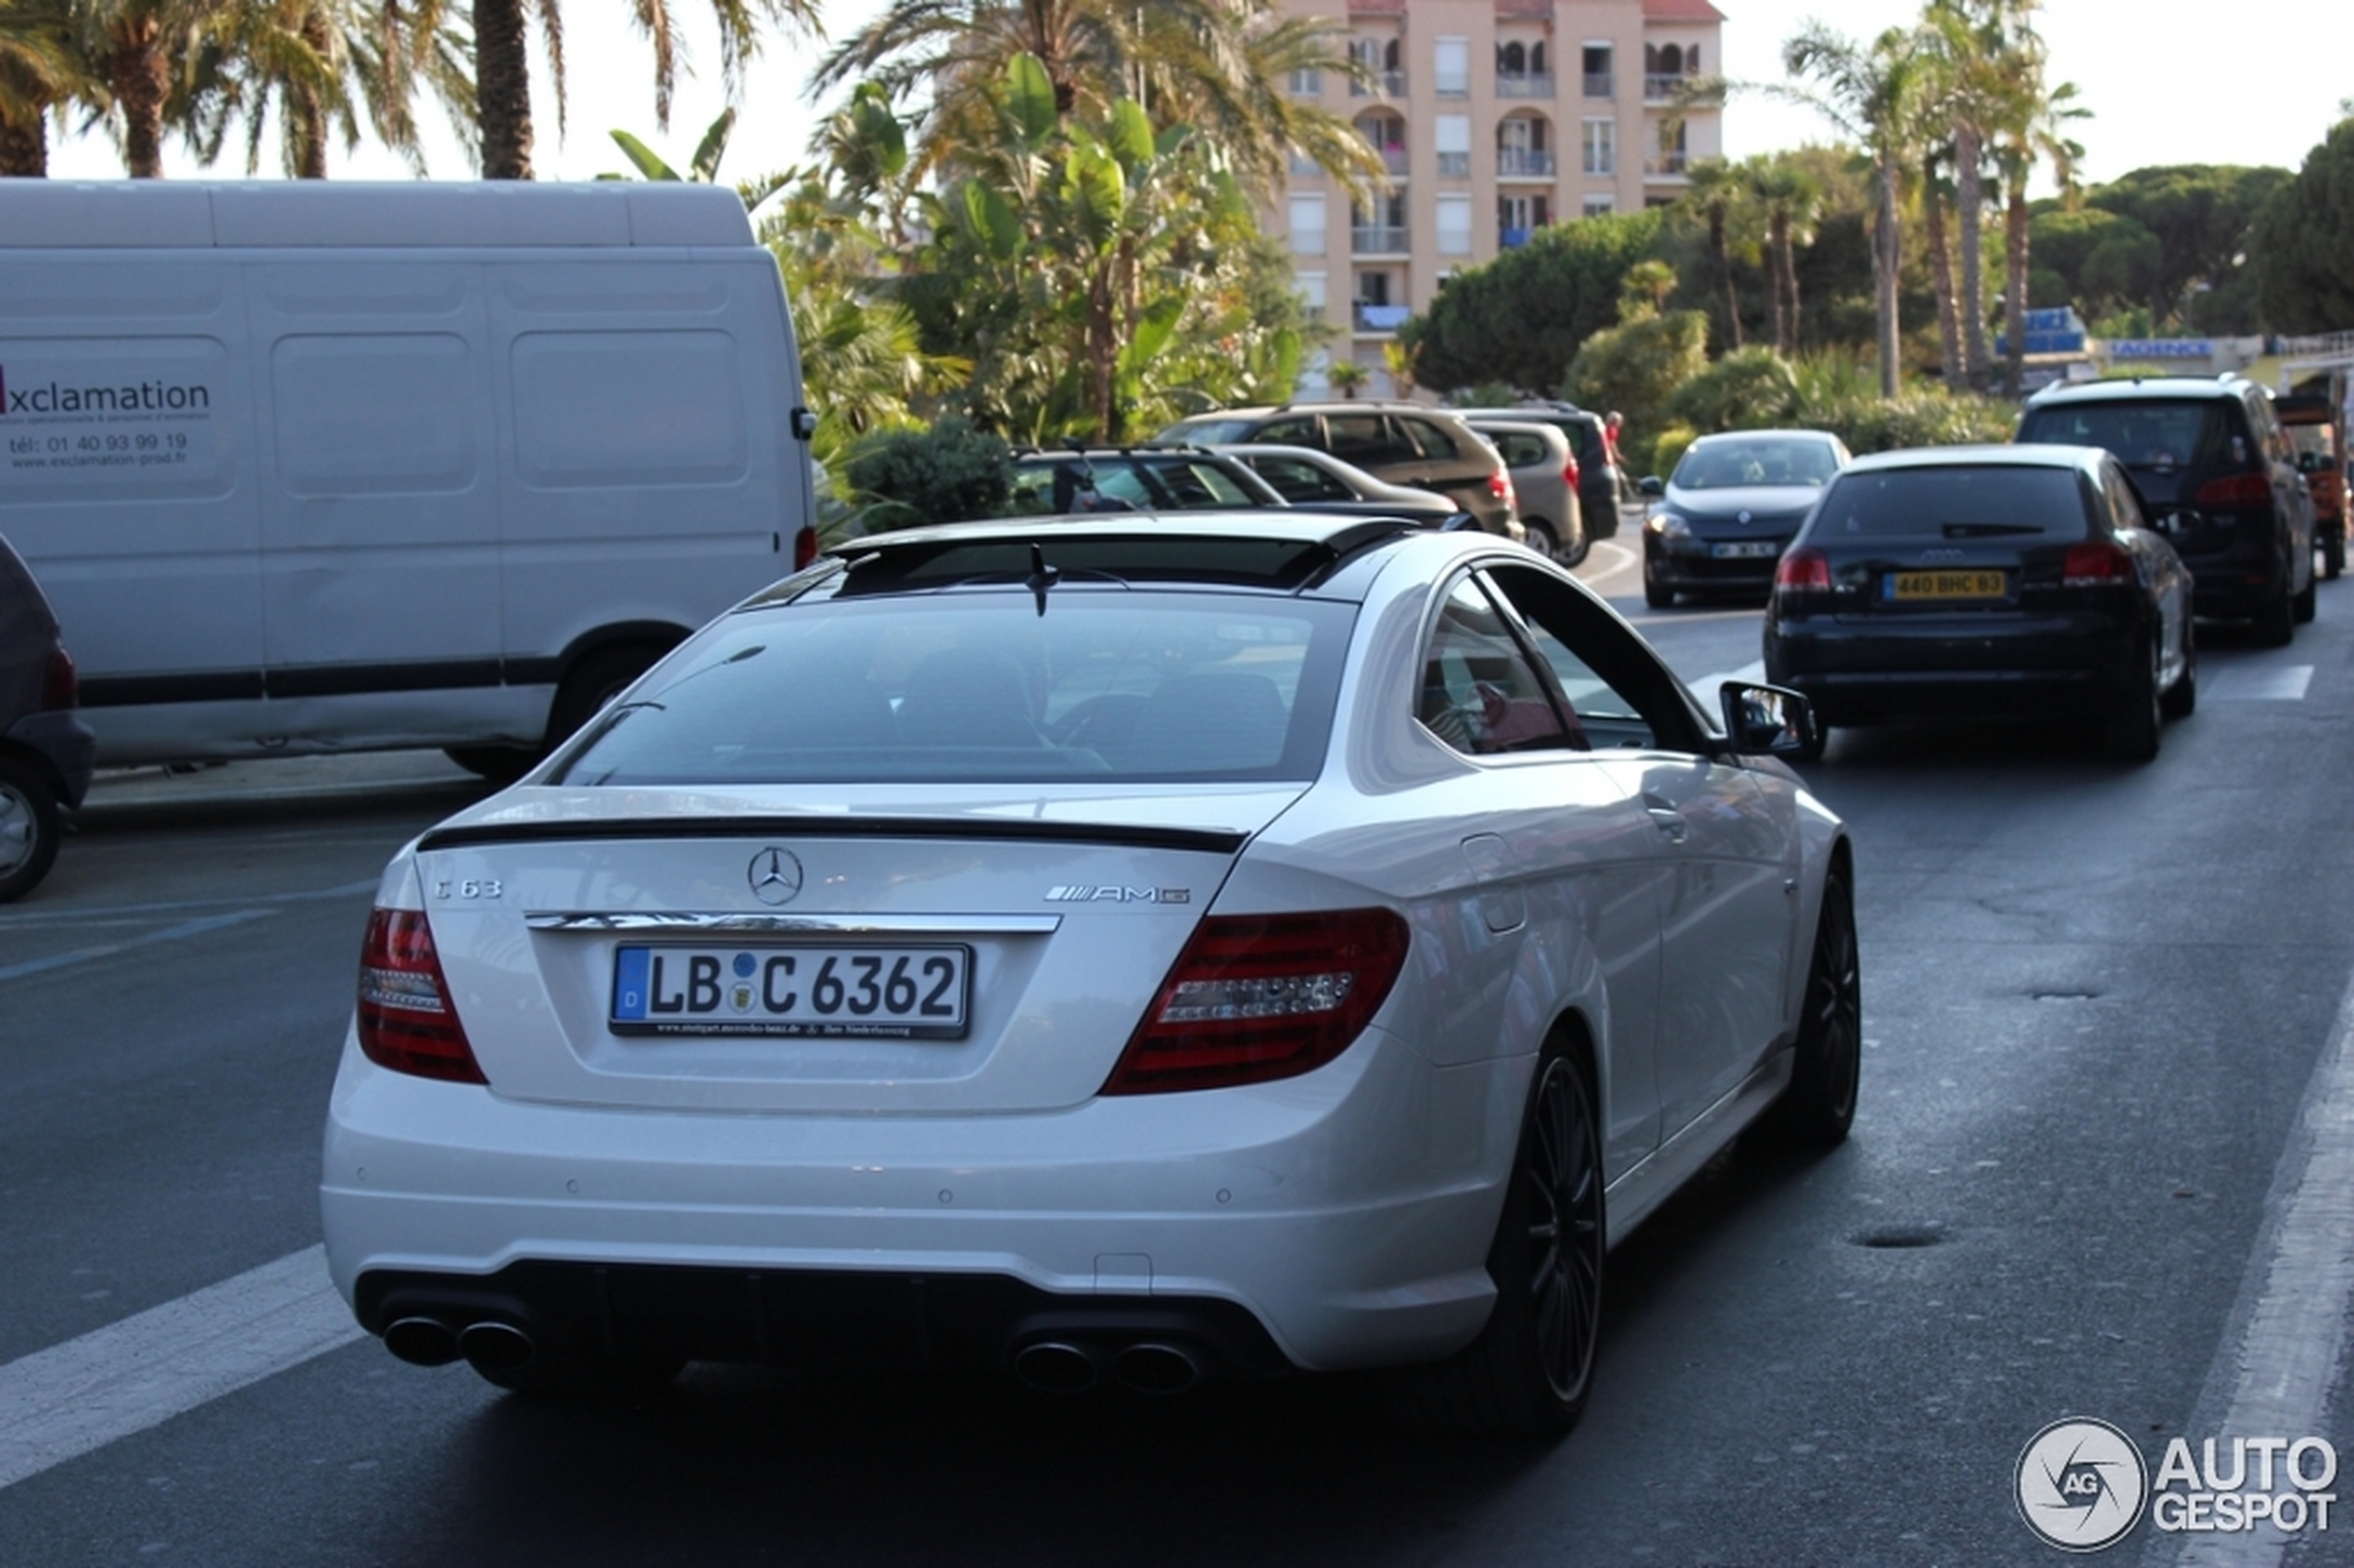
[1351,224,1411,254]
[1644,72,1700,101]
[1368,145,1408,176]
[1497,148,1557,178]
[1350,70,1409,98]
[1353,303,1412,333]
[1497,70,1554,99]
[1583,71,1614,98]
[1500,226,1533,249]
[1644,152,1690,177]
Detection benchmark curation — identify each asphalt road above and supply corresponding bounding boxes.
[3,543,2349,1568]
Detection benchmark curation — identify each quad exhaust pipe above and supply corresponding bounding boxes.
[382,1315,537,1373]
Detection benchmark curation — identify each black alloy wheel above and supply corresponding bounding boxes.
[2103,634,2163,763]
[1762,870,1861,1147]
[0,754,61,903]
[2160,624,2197,720]
[2256,577,2297,647]
[1403,1044,1604,1437]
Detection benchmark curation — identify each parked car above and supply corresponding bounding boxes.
[322,512,1854,1440]
[1209,444,1484,534]
[993,448,1285,517]
[0,533,95,902]
[1639,430,1852,608]
[1151,403,1516,535]
[1764,445,2196,762]
[1460,418,1588,565]
[2277,394,2346,579]
[1451,401,1625,539]
[2016,374,2315,644]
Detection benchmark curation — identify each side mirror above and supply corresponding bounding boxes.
[1638,475,1665,497]
[1719,680,1819,759]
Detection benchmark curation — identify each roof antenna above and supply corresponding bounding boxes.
[1026,541,1060,616]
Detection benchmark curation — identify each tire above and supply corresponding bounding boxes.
[1558,512,1591,569]
[1402,1043,1604,1438]
[2324,527,2345,581]
[2254,583,2296,647]
[2295,568,2318,624]
[2104,635,2163,762]
[1523,519,1560,563]
[473,1350,685,1400]
[443,745,537,784]
[1760,868,1860,1148]
[2160,625,2197,720]
[548,643,666,752]
[1643,568,1674,611]
[0,754,62,904]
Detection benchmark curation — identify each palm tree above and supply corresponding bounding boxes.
[472,0,816,180]
[1679,157,1747,351]
[1746,156,1821,355]
[1990,57,2085,394]
[0,0,95,174]
[75,0,204,176]
[813,0,1381,203]
[1779,19,1930,397]
[177,0,458,177]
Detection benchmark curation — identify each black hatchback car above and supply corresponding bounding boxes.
[1763,445,2196,762]
[1,532,95,900]
[2016,375,2316,644]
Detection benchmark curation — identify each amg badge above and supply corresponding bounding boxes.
[1044,886,1191,904]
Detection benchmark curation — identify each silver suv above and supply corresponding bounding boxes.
[1153,403,1515,535]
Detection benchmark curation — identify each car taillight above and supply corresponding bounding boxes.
[791,524,818,571]
[1774,548,1831,592]
[1487,468,1513,504]
[2194,473,2270,509]
[357,908,487,1084]
[1101,909,1411,1095]
[40,648,77,711]
[2062,540,2135,587]
[1563,454,1581,489]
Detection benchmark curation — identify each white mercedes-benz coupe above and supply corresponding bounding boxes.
[321,514,1856,1436]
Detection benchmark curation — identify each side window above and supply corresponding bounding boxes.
[1327,413,1401,465]
[1417,576,1582,755]
[1483,563,1704,752]
[1254,457,1348,501]
[1401,417,1462,462]
[1259,416,1321,447]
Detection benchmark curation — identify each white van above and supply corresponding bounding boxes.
[0,180,815,775]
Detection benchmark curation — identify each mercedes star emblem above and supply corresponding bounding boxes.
[1738,510,1753,525]
[748,848,804,906]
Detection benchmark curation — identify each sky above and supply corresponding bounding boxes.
[40,0,2352,189]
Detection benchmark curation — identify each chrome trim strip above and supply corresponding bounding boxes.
[524,912,1062,935]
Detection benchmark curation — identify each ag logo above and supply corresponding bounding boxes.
[2018,1418,2149,1552]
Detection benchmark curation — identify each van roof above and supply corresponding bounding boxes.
[0,181,754,250]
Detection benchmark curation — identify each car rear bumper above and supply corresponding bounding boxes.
[2178,537,2290,617]
[320,1027,1521,1377]
[1646,537,1787,592]
[5,710,96,808]
[1765,614,2140,725]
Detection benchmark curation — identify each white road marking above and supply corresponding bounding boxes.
[0,908,277,984]
[2204,664,2313,702]
[0,1246,364,1493]
[2164,965,2354,1568]
[0,878,381,931]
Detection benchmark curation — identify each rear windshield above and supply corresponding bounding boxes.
[551,591,1354,786]
[2017,398,2243,474]
[1674,438,1841,489]
[1812,467,2090,539]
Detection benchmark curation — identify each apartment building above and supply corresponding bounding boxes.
[1276,0,1724,393]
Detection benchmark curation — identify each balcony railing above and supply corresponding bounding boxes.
[1583,70,1614,98]
[1500,226,1533,249]
[1497,148,1557,178]
[1644,151,1690,176]
[1351,224,1411,254]
[1365,145,1408,176]
[1497,70,1554,99]
[1350,70,1409,97]
[1353,303,1412,332]
[1645,72,1699,101]
[1436,151,1471,177]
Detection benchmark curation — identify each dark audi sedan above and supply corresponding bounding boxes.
[1763,445,2196,762]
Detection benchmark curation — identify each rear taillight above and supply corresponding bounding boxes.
[2194,473,2270,509]
[1774,548,1831,592]
[1101,909,1411,1095]
[1487,468,1514,507]
[39,648,76,711]
[2062,540,2135,588]
[1563,454,1581,489]
[357,908,487,1084]
[791,524,818,571]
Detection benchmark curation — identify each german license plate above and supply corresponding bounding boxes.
[1887,569,2008,601]
[1711,540,1780,560]
[611,944,970,1038]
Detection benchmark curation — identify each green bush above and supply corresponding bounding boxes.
[1795,386,2018,453]
[842,416,1012,532]
[1665,346,1800,433]
[1560,308,1710,450]
[1648,423,1700,480]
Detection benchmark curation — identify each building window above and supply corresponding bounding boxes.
[1436,115,1472,178]
[1583,44,1613,98]
[1357,111,1408,177]
[1498,40,1553,98]
[1582,118,1615,176]
[1287,67,1321,96]
[1297,271,1327,310]
[1583,195,1615,218]
[1436,195,1473,257]
[1435,36,1470,96]
[1645,43,1701,100]
[1498,116,1554,178]
[1352,36,1404,98]
[1290,193,1327,256]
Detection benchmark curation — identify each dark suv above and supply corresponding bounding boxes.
[1151,403,1514,535]
[1453,402,1626,539]
[0,532,95,901]
[2017,376,2316,644]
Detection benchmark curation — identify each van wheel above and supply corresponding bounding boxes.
[443,746,537,784]
[0,755,63,904]
[548,644,665,750]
